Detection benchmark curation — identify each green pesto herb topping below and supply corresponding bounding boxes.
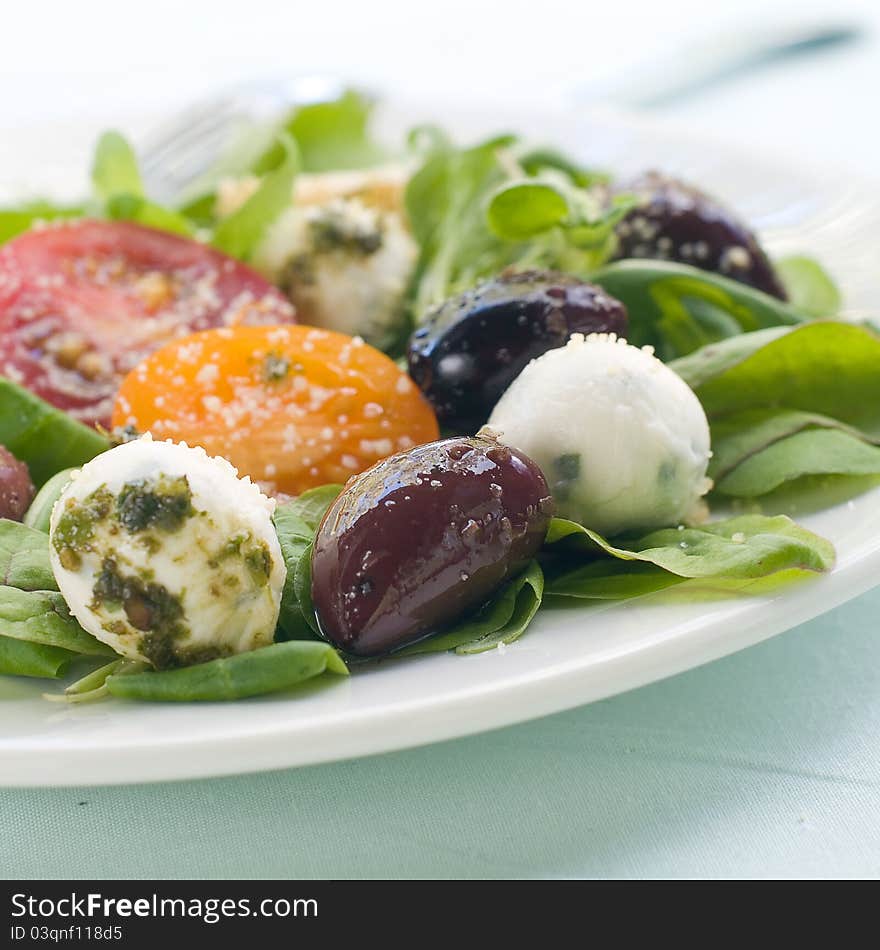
[208,535,272,587]
[551,453,581,502]
[91,558,188,669]
[52,485,114,569]
[117,475,194,534]
[309,207,383,256]
[244,542,273,583]
[262,352,291,383]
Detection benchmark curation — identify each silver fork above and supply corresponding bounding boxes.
[139,76,353,206]
[140,22,859,207]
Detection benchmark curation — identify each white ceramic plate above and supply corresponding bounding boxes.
[1,102,878,787]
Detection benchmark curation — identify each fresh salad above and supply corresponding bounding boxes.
[1,91,878,704]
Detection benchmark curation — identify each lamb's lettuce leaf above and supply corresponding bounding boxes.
[212,133,299,261]
[591,260,809,360]
[714,429,880,497]
[405,134,622,321]
[273,485,342,641]
[672,322,880,434]
[0,587,113,656]
[399,560,544,656]
[0,520,57,591]
[0,202,83,244]
[544,514,835,598]
[671,322,880,498]
[775,255,842,318]
[0,377,108,488]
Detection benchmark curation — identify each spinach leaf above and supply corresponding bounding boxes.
[400,561,544,656]
[706,409,876,485]
[715,429,880,497]
[406,134,515,318]
[0,587,114,656]
[0,201,83,244]
[106,640,347,702]
[671,322,880,435]
[44,658,145,704]
[260,89,386,174]
[273,485,342,640]
[486,180,571,240]
[23,469,75,534]
[670,323,880,499]
[0,377,108,487]
[591,260,809,360]
[405,134,628,321]
[545,514,835,580]
[0,636,75,679]
[212,134,299,261]
[293,544,320,636]
[0,519,56,591]
[286,483,344,533]
[545,558,685,600]
[91,130,144,202]
[105,194,196,236]
[775,255,841,318]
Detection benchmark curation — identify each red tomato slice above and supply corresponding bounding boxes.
[0,220,295,428]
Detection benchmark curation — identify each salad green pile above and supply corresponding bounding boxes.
[0,90,877,702]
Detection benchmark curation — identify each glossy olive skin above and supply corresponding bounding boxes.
[408,271,628,433]
[613,171,787,300]
[0,444,35,521]
[311,434,554,657]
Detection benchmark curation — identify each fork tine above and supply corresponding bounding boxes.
[139,101,242,174]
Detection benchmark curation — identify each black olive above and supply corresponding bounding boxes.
[0,445,35,521]
[613,171,787,299]
[311,433,554,656]
[408,270,628,433]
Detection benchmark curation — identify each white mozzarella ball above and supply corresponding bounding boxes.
[253,197,417,349]
[488,333,712,537]
[49,435,285,668]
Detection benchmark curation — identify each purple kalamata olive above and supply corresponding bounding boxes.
[408,270,628,433]
[311,433,554,656]
[0,445,35,521]
[613,171,787,300]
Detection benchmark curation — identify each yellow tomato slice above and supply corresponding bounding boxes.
[113,325,439,495]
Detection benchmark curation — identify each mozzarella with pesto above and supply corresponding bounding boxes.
[253,197,417,349]
[49,436,285,669]
[487,333,712,537]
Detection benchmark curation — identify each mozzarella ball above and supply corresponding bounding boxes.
[253,197,417,349]
[49,435,285,669]
[487,333,712,537]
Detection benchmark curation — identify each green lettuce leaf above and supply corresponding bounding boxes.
[212,134,299,261]
[591,260,808,360]
[706,408,877,485]
[670,322,880,498]
[106,640,347,702]
[400,561,544,656]
[91,130,144,202]
[405,134,623,321]
[0,587,114,656]
[0,636,76,679]
[671,322,880,435]
[714,429,880,497]
[0,520,56,591]
[0,201,83,244]
[0,377,108,487]
[775,255,842,318]
[273,485,342,640]
[545,514,835,582]
[261,89,386,174]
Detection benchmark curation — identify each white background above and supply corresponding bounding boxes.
[1,0,879,177]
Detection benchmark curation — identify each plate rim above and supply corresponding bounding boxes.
[1,103,879,787]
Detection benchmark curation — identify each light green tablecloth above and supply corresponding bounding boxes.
[2,586,878,879]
